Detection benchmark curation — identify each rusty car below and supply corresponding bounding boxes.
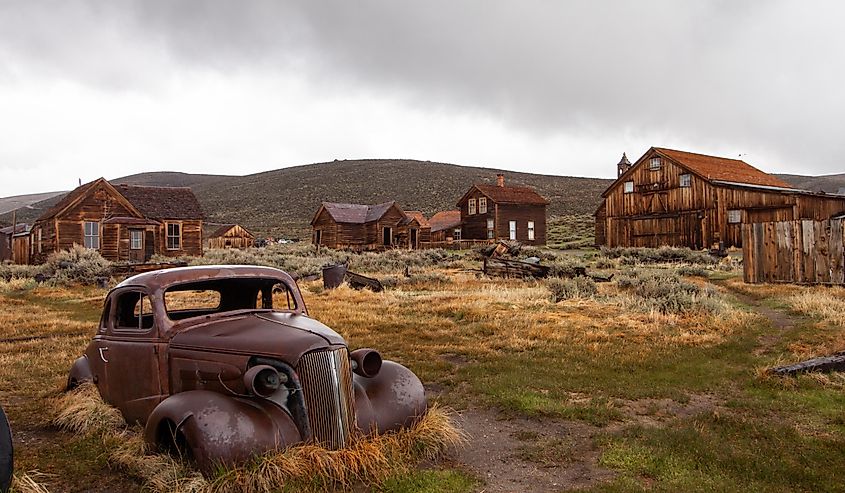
[66,265,427,472]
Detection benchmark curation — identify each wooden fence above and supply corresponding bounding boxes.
[742,219,845,284]
[420,239,494,250]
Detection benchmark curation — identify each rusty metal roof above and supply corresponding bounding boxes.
[654,148,792,188]
[401,211,430,228]
[321,201,399,224]
[429,210,461,232]
[115,184,205,220]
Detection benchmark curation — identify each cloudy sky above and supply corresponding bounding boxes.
[0,1,843,197]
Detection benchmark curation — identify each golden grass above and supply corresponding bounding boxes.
[10,472,53,493]
[53,383,464,492]
[788,287,845,328]
[0,277,37,293]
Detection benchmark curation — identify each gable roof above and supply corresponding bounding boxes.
[0,223,30,235]
[429,210,462,232]
[318,201,400,224]
[654,148,792,188]
[36,178,144,222]
[209,223,254,238]
[401,211,430,228]
[115,184,205,220]
[458,184,549,207]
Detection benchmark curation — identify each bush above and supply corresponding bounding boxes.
[0,276,37,293]
[0,262,41,281]
[548,276,597,302]
[43,245,112,286]
[601,246,717,265]
[380,272,452,289]
[547,259,586,278]
[615,269,722,315]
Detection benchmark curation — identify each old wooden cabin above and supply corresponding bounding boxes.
[596,147,845,249]
[456,174,549,245]
[311,201,430,250]
[429,210,462,242]
[207,224,255,249]
[27,178,204,264]
[0,224,30,264]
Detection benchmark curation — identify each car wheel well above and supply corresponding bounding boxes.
[155,419,193,462]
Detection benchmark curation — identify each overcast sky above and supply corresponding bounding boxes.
[0,1,843,197]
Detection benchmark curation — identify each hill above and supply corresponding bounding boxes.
[0,191,66,217]
[776,173,845,194]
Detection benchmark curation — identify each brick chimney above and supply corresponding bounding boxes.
[496,173,505,187]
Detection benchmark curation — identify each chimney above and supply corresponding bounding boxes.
[617,153,632,177]
[496,173,505,187]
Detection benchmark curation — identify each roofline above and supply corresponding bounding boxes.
[710,180,845,198]
[36,177,145,223]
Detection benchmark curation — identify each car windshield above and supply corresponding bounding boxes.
[163,277,298,321]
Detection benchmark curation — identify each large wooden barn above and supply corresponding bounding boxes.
[310,201,430,250]
[597,147,845,249]
[456,174,549,245]
[27,178,204,264]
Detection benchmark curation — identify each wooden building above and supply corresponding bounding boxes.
[208,224,255,249]
[429,210,462,242]
[399,211,431,249]
[0,224,29,263]
[456,174,549,245]
[27,178,204,264]
[597,147,845,249]
[311,201,426,251]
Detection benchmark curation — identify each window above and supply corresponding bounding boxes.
[36,228,42,253]
[478,197,487,214]
[468,198,476,215]
[453,228,461,240]
[509,220,517,240]
[166,223,181,250]
[727,210,742,224]
[130,230,143,250]
[165,289,222,312]
[487,218,494,239]
[115,291,153,331]
[623,181,634,194]
[680,173,692,188]
[83,221,100,249]
[314,229,322,245]
[649,157,661,170]
[528,221,535,241]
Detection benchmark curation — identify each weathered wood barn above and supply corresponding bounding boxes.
[27,178,204,264]
[207,224,255,249]
[429,210,462,242]
[596,147,845,249]
[311,201,429,250]
[456,174,549,245]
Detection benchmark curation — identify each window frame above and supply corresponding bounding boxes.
[509,220,517,240]
[486,218,494,239]
[166,222,182,250]
[679,173,692,188]
[623,181,634,194]
[727,210,742,224]
[528,221,535,241]
[83,221,100,250]
[130,229,143,250]
[478,197,487,214]
[453,228,462,240]
[111,290,155,334]
[649,157,662,170]
[468,198,476,215]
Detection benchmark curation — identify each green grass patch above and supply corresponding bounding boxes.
[380,469,478,493]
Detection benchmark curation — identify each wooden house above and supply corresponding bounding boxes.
[456,174,549,245]
[311,201,415,251]
[208,224,255,249]
[429,210,462,242]
[398,211,431,249]
[27,178,204,264]
[597,147,845,249]
[0,224,29,263]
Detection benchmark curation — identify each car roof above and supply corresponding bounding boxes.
[114,265,297,292]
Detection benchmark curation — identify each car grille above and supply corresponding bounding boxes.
[297,348,356,449]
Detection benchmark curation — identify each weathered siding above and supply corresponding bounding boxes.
[458,189,547,245]
[208,225,255,249]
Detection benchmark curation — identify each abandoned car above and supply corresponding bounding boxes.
[66,265,427,471]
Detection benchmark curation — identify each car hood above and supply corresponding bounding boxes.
[169,312,346,364]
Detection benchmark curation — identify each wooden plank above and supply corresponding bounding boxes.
[792,220,803,283]
[754,222,765,284]
[815,221,830,283]
[802,220,816,283]
[831,219,844,284]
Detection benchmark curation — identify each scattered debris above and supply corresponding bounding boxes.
[322,264,348,289]
[346,271,384,292]
[768,352,845,376]
[483,257,550,279]
[321,263,384,292]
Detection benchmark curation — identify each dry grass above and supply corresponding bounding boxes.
[0,277,37,293]
[10,472,53,493]
[53,383,464,492]
[788,287,845,328]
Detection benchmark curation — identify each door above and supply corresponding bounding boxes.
[103,289,163,424]
[382,227,392,246]
[144,230,155,261]
[410,228,418,249]
[129,229,144,263]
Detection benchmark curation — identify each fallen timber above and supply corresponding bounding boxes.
[768,352,845,376]
[483,257,550,278]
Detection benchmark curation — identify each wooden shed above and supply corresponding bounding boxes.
[208,224,255,249]
[311,201,412,251]
[456,174,549,245]
[0,224,29,263]
[27,178,204,264]
[429,210,462,242]
[398,211,431,249]
[597,147,845,249]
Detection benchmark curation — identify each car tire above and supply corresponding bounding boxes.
[0,405,12,493]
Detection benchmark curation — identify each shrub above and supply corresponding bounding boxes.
[380,272,452,289]
[42,245,112,286]
[547,259,586,278]
[548,276,597,302]
[601,246,717,265]
[615,269,722,315]
[0,276,37,293]
[0,262,41,281]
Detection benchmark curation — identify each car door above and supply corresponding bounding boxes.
[102,287,163,424]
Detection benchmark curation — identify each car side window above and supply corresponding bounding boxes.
[256,282,296,311]
[114,291,154,331]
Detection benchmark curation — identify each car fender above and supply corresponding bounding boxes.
[66,355,92,390]
[144,390,302,473]
[354,360,427,434]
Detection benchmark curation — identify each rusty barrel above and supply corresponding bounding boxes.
[0,405,12,493]
[322,263,347,289]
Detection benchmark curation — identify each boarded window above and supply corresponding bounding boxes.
[649,157,661,170]
[478,197,487,214]
[727,210,742,224]
[680,173,691,188]
[623,181,634,194]
[509,220,517,240]
[453,228,462,240]
[528,221,535,241]
[166,223,181,250]
[83,221,100,249]
[468,198,476,215]
[130,230,143,250]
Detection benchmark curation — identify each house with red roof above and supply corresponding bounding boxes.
[28,178,204,264]
[455,174,549,245]
[596,147,845,249]
[310,201,430,250]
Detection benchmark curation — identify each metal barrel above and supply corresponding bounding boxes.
[322,263,347,289]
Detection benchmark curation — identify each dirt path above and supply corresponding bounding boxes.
[719,283,798,354]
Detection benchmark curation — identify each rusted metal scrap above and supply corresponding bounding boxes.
[768,352,845,376]
[65,265,425,474]
[0,405,11,493]
[322,264,384,292]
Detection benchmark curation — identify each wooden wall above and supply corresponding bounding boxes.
[459,191,547,245]
[743,219,845,284]
[208,225,255,249]
[154,220,203,258]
